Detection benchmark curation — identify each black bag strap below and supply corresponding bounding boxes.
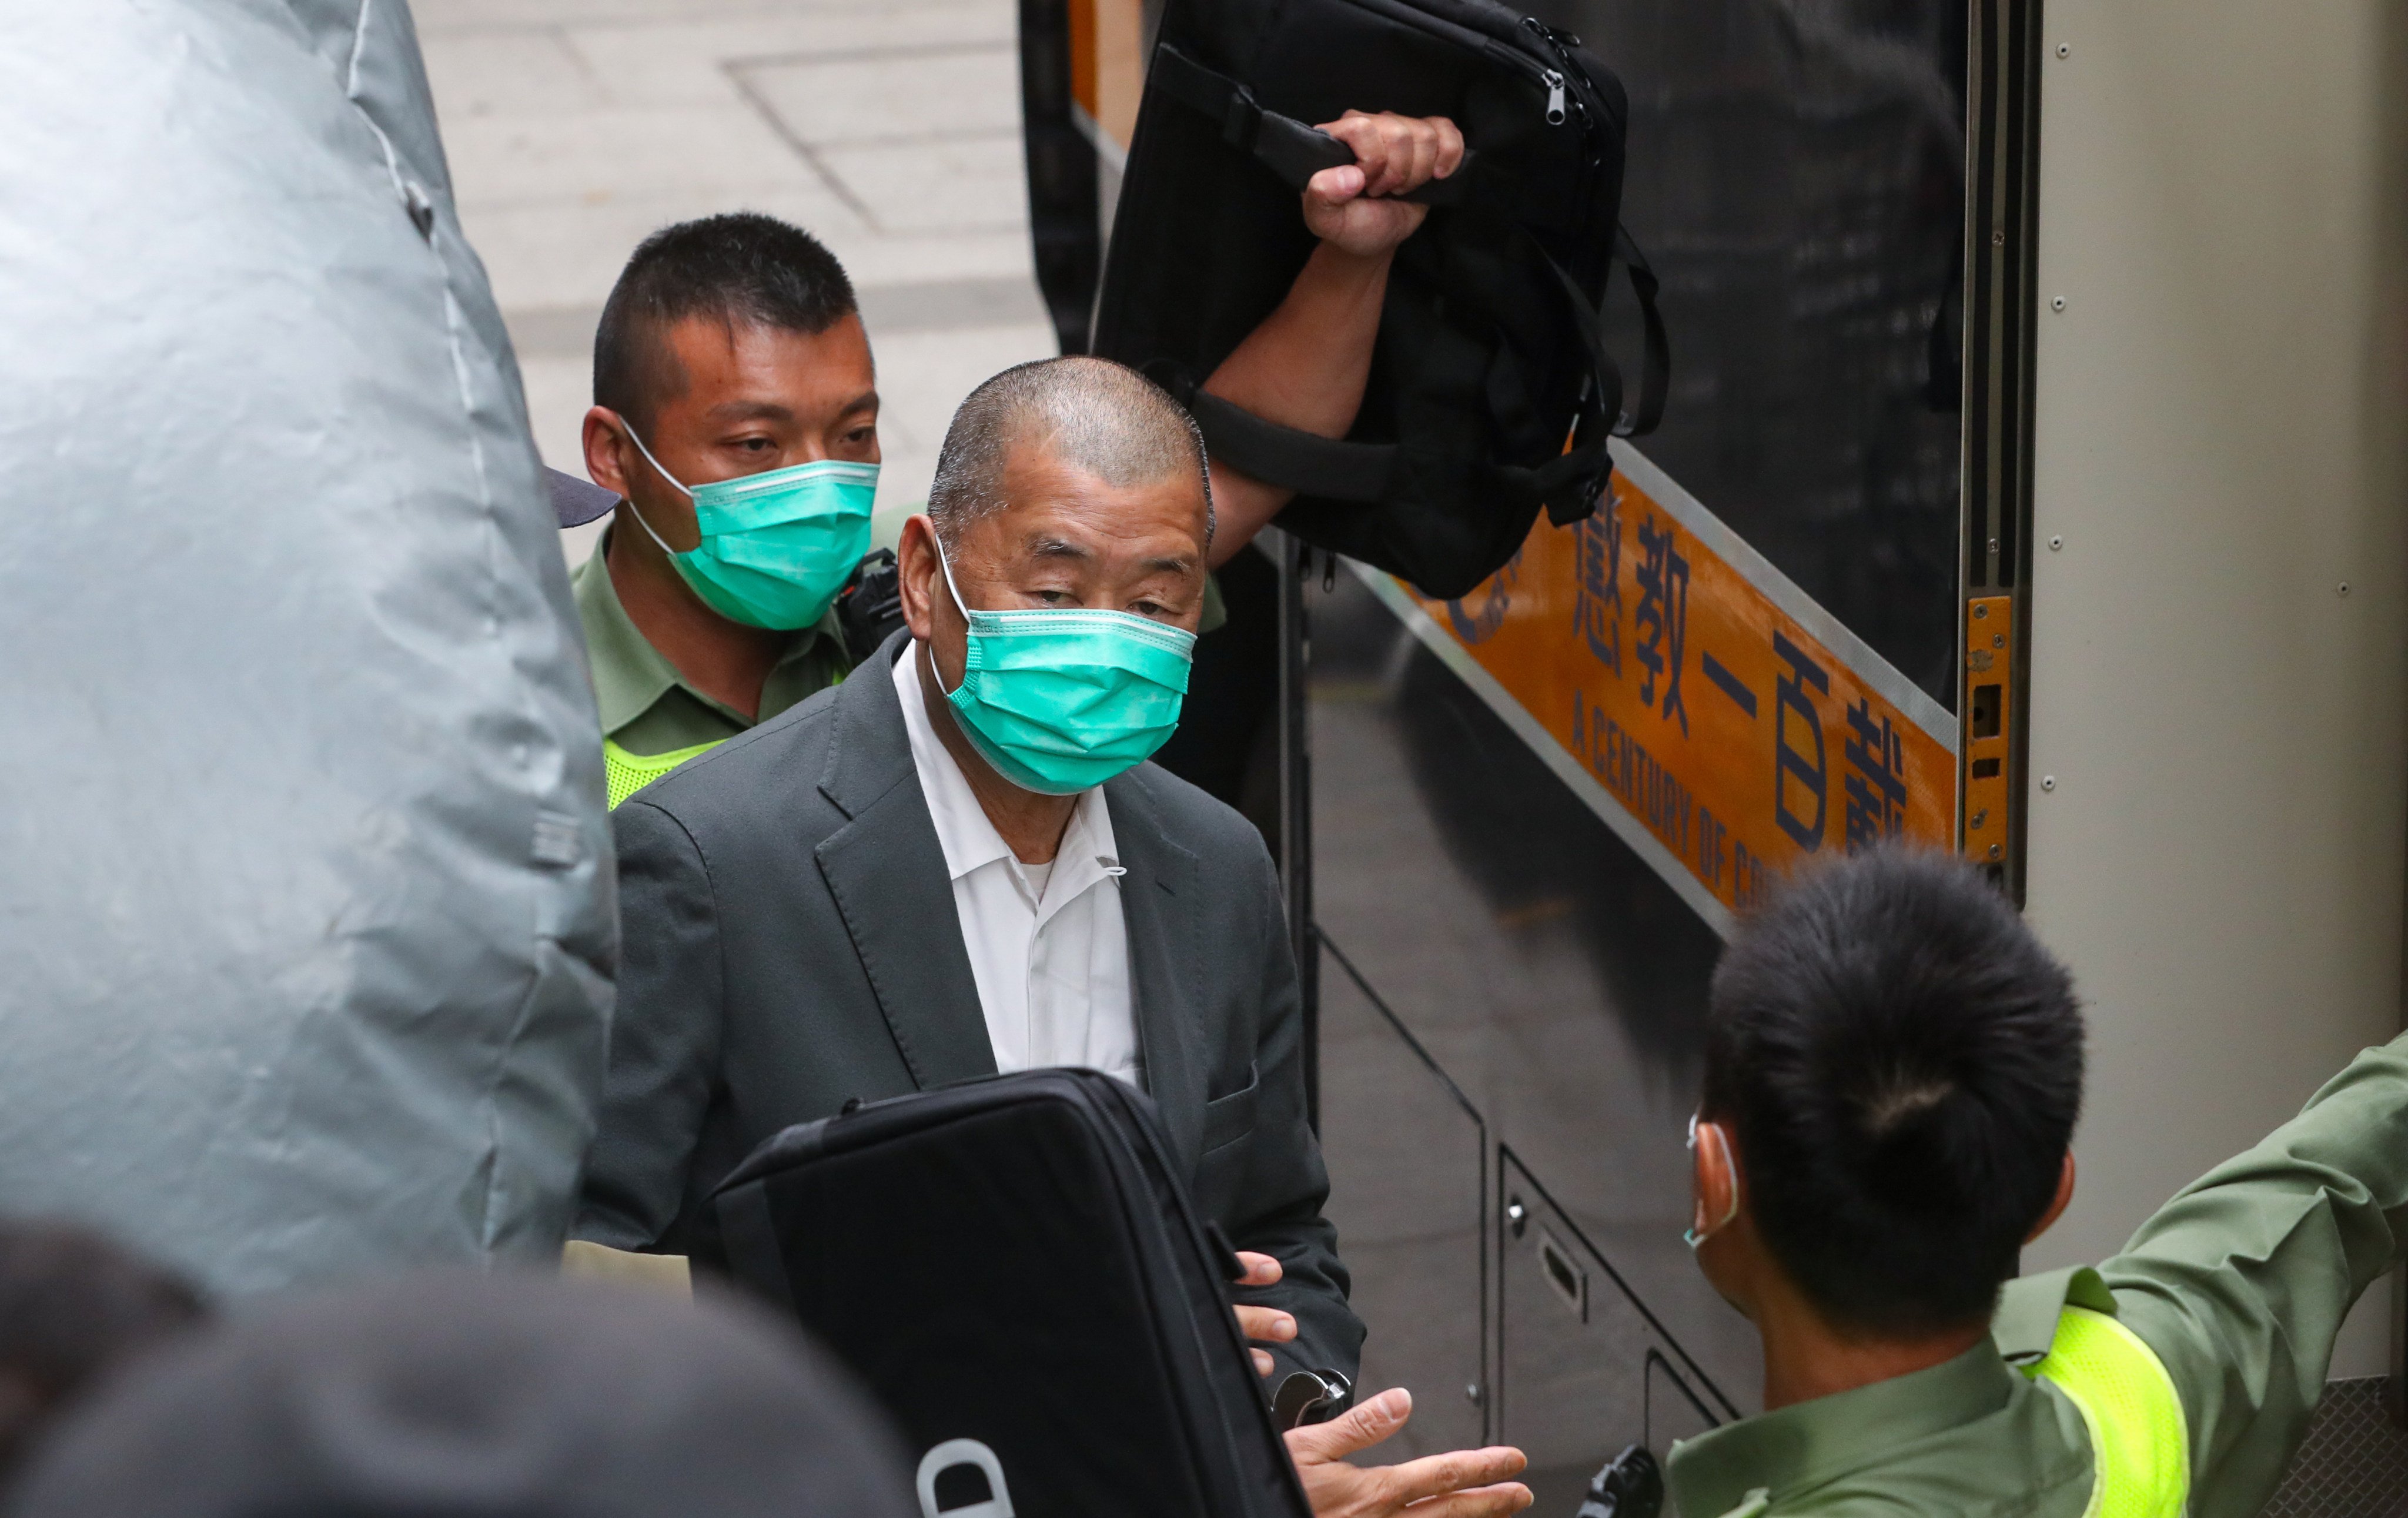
[1611,227,1669,437]
[714,1179,797,1315]
[1542,250,1623,446]
[1152,236,1659,524]
[1166,356,1606,524]
[1491,367,1611,528]
[1540,235,1669,441]
[1499,232,1667,523]
[1149,44,1476,207]
[1148,361,1397,504]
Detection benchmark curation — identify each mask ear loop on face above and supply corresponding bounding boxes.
[613,420,696,558]
[1685,1112,1741,1250]
[926,532,977,699]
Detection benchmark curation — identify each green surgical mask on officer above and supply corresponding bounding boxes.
[620,423,876,631]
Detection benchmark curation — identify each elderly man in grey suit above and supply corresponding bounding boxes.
[580,355,1361,1394]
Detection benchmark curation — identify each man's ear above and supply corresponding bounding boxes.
[897,513,941,643]
[1693,1119,1741,1241]
[2025,1151,2077,1244]
[582,406,633,498]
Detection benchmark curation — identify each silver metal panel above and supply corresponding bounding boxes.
[2019,0,2408,1379]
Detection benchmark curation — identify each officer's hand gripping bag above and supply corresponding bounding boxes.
[0,1,613,1294]
[1092,0,1667,600]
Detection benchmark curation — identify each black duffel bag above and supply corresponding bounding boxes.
[1092,0,1666,599]
[695,1070,1316,1518]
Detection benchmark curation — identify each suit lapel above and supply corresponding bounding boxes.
[1108,771,1206,1172]
[816,636,996,1089]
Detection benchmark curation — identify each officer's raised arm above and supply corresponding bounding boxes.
[2096,1034,2408,1518]
[1194,111,1464,566]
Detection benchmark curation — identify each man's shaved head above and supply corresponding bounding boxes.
[928,357,1213,550]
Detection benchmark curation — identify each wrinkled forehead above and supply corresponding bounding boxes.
[959,434,1210,561]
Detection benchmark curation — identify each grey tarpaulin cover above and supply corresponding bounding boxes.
[0,1,614,1293]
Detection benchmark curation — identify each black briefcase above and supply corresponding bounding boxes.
[1092,0,1666,599]
[697,1069,1315,1518]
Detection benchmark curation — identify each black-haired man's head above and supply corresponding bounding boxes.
[1694,845,2084,1339]
[592,212,859,435]
[581,213,878,609]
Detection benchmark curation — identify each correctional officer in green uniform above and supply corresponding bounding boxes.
[560,109,1466,809]
[1672,847,2405,1518]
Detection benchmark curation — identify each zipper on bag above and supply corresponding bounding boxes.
[1480,35,1573,130]
[1520,16,1601,133]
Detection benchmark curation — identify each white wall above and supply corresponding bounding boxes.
[2021,1,2408,1379]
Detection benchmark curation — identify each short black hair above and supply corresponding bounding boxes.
[1701,845,2083,1336]
[592,212,858,432]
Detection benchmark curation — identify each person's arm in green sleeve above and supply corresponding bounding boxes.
[2095,1031,2408,1518]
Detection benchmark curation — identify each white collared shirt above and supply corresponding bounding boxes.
[892,646,1143,1088]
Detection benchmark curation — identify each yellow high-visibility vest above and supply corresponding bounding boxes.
[2022,1305,2190,1518]
[603,737,723,810]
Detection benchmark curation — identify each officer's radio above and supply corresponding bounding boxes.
[1573,1443,1662,1518]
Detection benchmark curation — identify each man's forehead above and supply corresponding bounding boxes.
[978,450,1206,554]
[999,437,1205,511]
[656,312,875,409]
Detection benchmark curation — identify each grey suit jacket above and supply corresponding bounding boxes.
[578,636,1362,1382]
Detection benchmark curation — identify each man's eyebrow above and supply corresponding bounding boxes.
[1142,554,1196,576]
[704,399,795,424]
[1028,535,1092,561]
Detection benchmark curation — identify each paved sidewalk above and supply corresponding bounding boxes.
[414,0,1058,563]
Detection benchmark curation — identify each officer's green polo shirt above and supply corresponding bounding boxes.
[570,531,852,757]
[1665,1030,2408,1517]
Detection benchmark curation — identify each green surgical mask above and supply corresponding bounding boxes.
[934,540,1196,796]
[621,426,876,630]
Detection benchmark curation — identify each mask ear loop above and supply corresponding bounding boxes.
[1685,1112,1741,1250]
[927,531,976,698]
[613,421,696,558]
[931,533,974,623]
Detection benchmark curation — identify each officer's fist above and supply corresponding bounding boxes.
[1302,111,1466,258]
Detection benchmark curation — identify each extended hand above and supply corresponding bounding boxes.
[1233,1250,1297,1376]
[1303,111,1466,259]
[1285,1387,1531,1518]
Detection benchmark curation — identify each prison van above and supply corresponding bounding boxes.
[1022,1,2408,1507]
